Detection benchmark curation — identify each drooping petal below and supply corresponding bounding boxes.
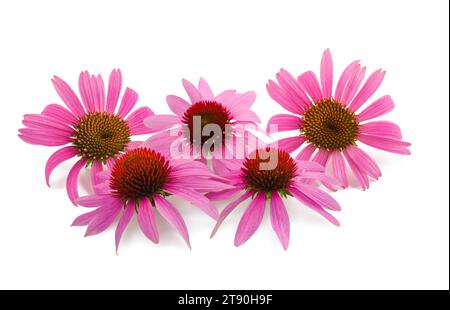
[52,75,85,118]
[298,71,323,102]
[115,201,135,253]
[198,78,214,100]
[343,150,369,190]
[359,121,402,140]
[348,69,386,112]
[266,114,302,133]
[45,146,78,186]
[357,95,395,122]
[182,79,202,103]
[126,107,155,135]
[234,192,266,247]
[106,69,122,114]
[85,199,123,237]
[137,197,159,243]
[270,191,290,250]
[320,48,333,98]
[90,160,104,194]
[72,208,100,226]
[295,160,325,172]
[154,195,191,248]
[345,145,381,179]
[295,144,316,161]
[67,159,87,204]
[294,183,341,211]
[117,87,138,118]
[330,151,349,188]
[358,134,411,155]
[166,95,191,116]
[75,194,116,207]
[144,115,180,132]
[142,130,182,156]
[312,148,330,167]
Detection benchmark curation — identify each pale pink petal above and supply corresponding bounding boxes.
[163,185,218,219]
[142,130,182,156]
[270,191,290,250]
[266,80,304,114]
[340,65,366,105]
[275,136,305,153]
[85,199,123,237]
[211,157,232,176]
[225,91,257,115]
[214,89,237,107]
[117,87,138,118]
[52,75,85,118]
[137,197,159,243]
[358,134,411,155]
[45,146,78,186]
[359,121,402,140]
[106,69,122,114]
[266,114,301,133]
[357,95,395,122]
[289,186,340,226]
[144,115,180,132]
[232,109,261,123]
[154,195,191,248]
[348,69,386,112]
[335,61,359,102]
[276,69,311,110]
[296,172,340,188]
[320,48,333,98]
[234,192,266,247]
[295,183,341,211]
[206,188,244,201]
[78,71,95,113]
[295,160,325,172]
[198,78,214,100]
[182,79,202,103]
[115,201,135,253]
[343,151,369,190]
[330,151,349,188]
[345,145,381,179]
[75,194,115,207]
[166,95,191,116]
[298,71,323,102]
[295,144,316,161]
[42,104,78,126]
[126,107,155,135]
[67,159,87,204]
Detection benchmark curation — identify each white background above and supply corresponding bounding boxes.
[0,0,448,289]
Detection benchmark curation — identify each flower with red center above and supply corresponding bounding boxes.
[143,78,261,175]
[208,147,341,250]
[18,70,155,203]
[72,147,229,251]
[266,49,411,190]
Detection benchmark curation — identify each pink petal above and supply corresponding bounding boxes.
[320,48,333,98]
[67,159,87,204]
[312,148,330,167]
[266,114,302,133]
[52,75,85,118]
[227,91,257,113]
[23,114,74,134]
[348,69,386,112]
[141,130,181,156]
[72,208,100,226]
[289,186,340,226]
[154,195,191,249]
[75,194,115,207]
[182,79,202,103]
[115,201,135,253]
[295,160,325,172]
[345,145,381,179]
[275,136,305,153]
[343,150,369,190]
[270,191,290,250]
[198,78,214,100]
[357,95,395,122]
[90,160,104,194]
[78,71,95,113]
[106,69,122,114]
[144,114,180,132]
[166,95,191,116]
[163,185,218,219]
[126,107,155,135]
[295,144,316,161]
[19,127,70,139]
[214,90,237,107]
[359,121,402,140]
[167,177,232,192]
[298,71,323,102]
[117,87,138,118]
[206,188,243,201]
[137,197,159,243]
[330,151,349,188]
[234,192,266,247]
[358,134,411,155]
[18,132,71,146]
[335,60,360,102]
[275,69,311,111]
[294,183,341,211]
[45,146,78,186]
[340,65,366,106]
[85,199,123,237]
[93,74,105,112]
[266,80,304,114]
[211,191,252,238]
[42,104,78,126]
[232,109,261,123]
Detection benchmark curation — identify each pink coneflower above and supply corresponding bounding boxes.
[209,147,341,250]
[143,78,260,175]
[19,69,154,202]
[72,147,228,251]
[266,49,411,190]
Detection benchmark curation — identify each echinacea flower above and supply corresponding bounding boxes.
[266,49,411,190]
[72,147,229,251]
[209,147,341,250]
[143,78,261,175]
[19,69,154,202]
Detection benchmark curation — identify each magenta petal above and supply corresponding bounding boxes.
[358,134,411,155]
[154,195,191,249]
[345,145,381,179]
[67,159,87,204]
[85,199,123,237]
[78,71,95,113]
[341,65,366,106]
[52,75,85,118]
[320,48,333,98]
[295,144,316,161]
[206,188,243,201]
[182,79,202,103]
[234,192,266,247]
[295,183,341,211]
[72,208,100,226]
[166,95,191,116]
[266,114,302,133]
[126,107,155,135]
[144,114,180,132]
[137,198,159,243]
[18,133,71,146]
[163,185,218,219]
[330,151,349,188]
[42,104,78,126]
[270,191,290,250]
[357,95,395,122]
[198,78,214,100]
[298,71,323,102]
[45,146,77,186]
[275,69,311,111]
[343,150,369,190]
[106,69,122,114]
[348,69,386,112]
[90,160,104,194]
[275,136,305,153]
[115,201,134,253]
[266,80,304,114]
[359,121,402,140]
[335,60,360,102]
[295,160,325,172]
[117,87,138,118]
[75,194,114,207]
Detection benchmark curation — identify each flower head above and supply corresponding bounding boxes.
[72,147,229,252]
[209,147,341,250]
[18,70,154,202]
[266,49,411,190]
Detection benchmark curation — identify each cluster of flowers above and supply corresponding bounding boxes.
[19,50,410,251]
